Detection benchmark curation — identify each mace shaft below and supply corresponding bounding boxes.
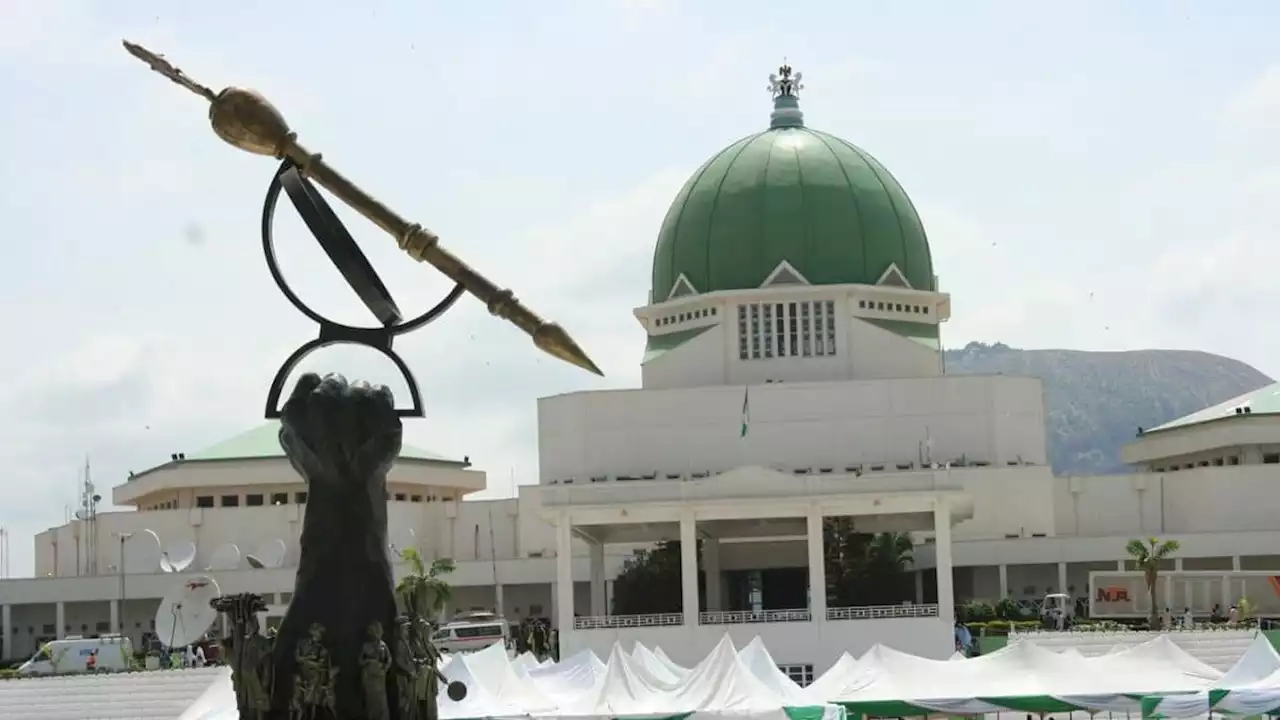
[122,40,602,377]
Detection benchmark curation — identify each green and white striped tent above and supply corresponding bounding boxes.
[1143,634,1280,718]
[807,636,1222,717]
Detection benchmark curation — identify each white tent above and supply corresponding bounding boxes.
[1143,634,1280,717]
[804,634,1223,715]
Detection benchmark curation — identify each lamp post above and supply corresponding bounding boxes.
[117,532,133,635]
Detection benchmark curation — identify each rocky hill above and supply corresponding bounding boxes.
[944,342,1273,475]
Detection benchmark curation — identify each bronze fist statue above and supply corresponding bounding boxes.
[280,372,402,487]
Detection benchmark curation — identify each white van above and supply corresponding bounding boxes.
[432,611,511,654]
[17,635,135,676]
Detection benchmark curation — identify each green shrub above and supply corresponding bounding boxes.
[960,600,996,623]
[994,596,1024,620]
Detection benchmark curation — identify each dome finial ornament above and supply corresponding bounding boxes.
[767,61,803,99]
[767,60,805,129]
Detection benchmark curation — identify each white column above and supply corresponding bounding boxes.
[1116,560,1125,571]
[806,507,826,621]
[934,499,955,628]
[589,541,606,616]
[555,514,574,636]
[55,602,66,640]
[494,584,505,617]
[1232,556,1242,571]
[1057,562,1068,593]
[2,604,10,658]
[997,564,1009,598]
[549,584,557,622]
[680,512,698,627]
[1174,558,1184,571]
[703,539,722,611]
[109,599,120,634]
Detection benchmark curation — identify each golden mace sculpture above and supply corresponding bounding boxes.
[122,40,602,377]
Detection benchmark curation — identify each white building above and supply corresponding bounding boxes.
[4,69,1280,676]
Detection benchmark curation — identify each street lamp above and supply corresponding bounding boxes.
[116,532,133,635]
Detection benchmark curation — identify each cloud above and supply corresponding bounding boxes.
[1223,65,1280,130]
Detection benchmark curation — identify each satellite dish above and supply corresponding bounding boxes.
[160,541,197,573]
[206,543,241,571]
[123,529,163,573]
[389,528,418,563]
[154,575,221,649]
[245,537,287,569]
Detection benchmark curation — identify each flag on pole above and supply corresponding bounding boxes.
[740,387,750,438]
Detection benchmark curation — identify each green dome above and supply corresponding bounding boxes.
[650,86,934,301]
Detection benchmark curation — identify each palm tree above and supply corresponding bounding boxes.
[1125,537,1180,628]
[396,548,456,621]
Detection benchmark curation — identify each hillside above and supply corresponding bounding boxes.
[944,342,1273,475]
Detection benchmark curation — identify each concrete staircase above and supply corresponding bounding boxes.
[1009,629,1258,672]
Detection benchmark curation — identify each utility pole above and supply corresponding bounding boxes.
[117,532,133,634]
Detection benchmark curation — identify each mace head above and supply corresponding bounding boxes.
[209,87,293,158]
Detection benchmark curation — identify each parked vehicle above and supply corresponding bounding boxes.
[17,635,134,676]
[432,611,511,654]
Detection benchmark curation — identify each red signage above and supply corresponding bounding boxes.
[1095,586,1131,603]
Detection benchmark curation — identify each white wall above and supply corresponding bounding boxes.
[538,375,1048,483]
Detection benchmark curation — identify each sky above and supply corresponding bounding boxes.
[0,0,1278,578]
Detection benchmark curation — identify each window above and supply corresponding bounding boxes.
[778,663,814,686]
[394,493,407,502]
[196,495,214,508]
[246,494,264,506]
[220,495,239,507]
[736,301,838,360]
[295,492,308,504]
[410,494,422,503]
[271,493,288,505]
[1265,454,1280,465]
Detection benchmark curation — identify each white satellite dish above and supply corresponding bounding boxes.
[160,541,197,573]
[206,543,241,571]
[154,575,221,649]
[388,528,418,563]
[245,537,287,569]
[123,529,163,573]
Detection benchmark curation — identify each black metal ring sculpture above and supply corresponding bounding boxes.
[260,158,466,419]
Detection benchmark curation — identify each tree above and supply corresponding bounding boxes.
[611,540,689,615]
[396,548,456,621]
[1124,537,1180,627]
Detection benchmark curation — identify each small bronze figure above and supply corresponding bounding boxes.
[360,622,393,720]
[293,623,337,718]
[211,593,272,718]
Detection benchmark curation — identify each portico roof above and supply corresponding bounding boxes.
[533,465,972,543]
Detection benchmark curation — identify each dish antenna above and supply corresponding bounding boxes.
[245,537,287,569]
[154,575,221,649]
[389,528,418,563]
[159,541,197,573]
[206,543,241,571]
[123,529,163,573]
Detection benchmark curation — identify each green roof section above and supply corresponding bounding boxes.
[187,422,465,465]
[643,325,714,364]
[1146,381,1280,433]
[650,89,934,302]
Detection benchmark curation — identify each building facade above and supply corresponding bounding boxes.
[4,67,1280,673]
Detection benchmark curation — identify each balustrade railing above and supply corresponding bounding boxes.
[700,609,811,625]
[570,603,940,630]
[573,613,683,630]
[826,604,939,620]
